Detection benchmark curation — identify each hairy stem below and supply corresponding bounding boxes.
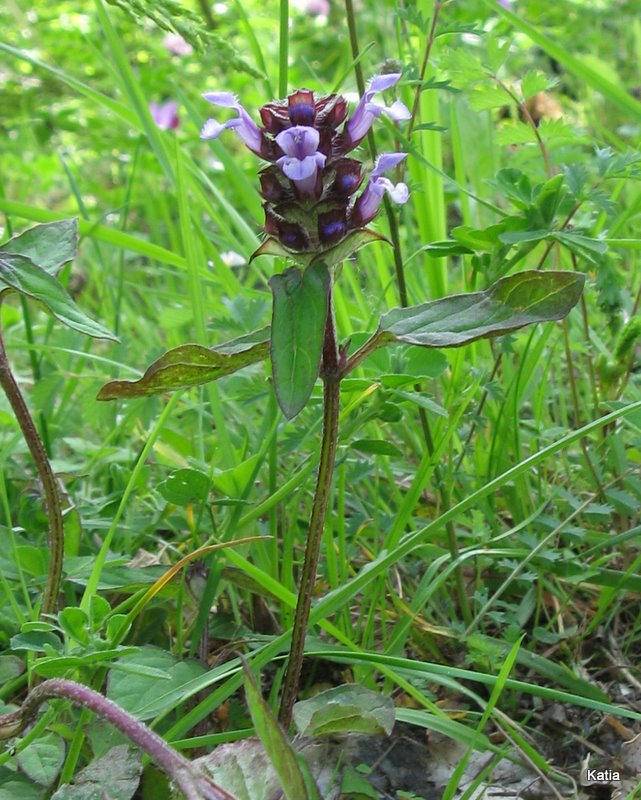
[0,323,63,616]
[279,294,341,729]
[0,679,234,800]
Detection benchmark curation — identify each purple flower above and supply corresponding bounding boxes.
[163,33,193,57]
[351,153,409,227]
[345,74,411,149]
[306,0,330,14]
[275,126,327,196]
[200,74,410,257]
[201,92,265,156]
[149,101,180,131]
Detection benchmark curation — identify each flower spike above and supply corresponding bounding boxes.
[201,75,410,258]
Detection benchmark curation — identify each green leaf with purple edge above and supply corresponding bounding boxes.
[0,251,117,341]
[269,262,330,420]
[0,219,78,279]
[376,270,584,350]
[97,328,270,400]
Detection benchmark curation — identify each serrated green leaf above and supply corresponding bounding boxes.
[521,70,551,100]
[293,684,395,737]
[269,262,330,419]
[243,666,318,800]
[552,232,608,264]
[17,733,65,787]
[0,252,117,340]
[97,328,270,400]
[0,219,78,278]
[377,271,584,349]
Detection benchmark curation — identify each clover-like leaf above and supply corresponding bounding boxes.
[98,328,270,400]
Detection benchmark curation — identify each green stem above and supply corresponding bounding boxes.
[0,321,63,616]
[406,0,442,140]
[279,0,288,97]
[279,293,340,729]
[344,0,408,307]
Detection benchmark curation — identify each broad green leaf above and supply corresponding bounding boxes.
[0,253,117,341]
[0,776,45,800]
[158,468,211,506]
[0,219,78,278]
[10,631,63,654]
[269,262,330,419]
[107,646,205,720]
[97,328,270,400]
[33,648,138,679]
[293,684,395,737]
[376,271,584,350]
[17,733,65,787]
[0,655,25,683]
[57,607,90,646]
[51,745,141,800]
[243,665,318,800]
[191,740,282,800]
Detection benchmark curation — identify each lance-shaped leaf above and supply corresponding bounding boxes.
[269,261,330,420]
[0,251,117,340]
[97,328,270,400]
[378,270,584,348]
[0,219,78,279]
[347,271,584,370]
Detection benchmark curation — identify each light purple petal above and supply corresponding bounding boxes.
[202,92,240,108]
[277,155,318,181]
[163,33,193,56]
[378,177,409,204]
[275,126,320,159]
[384,99,411,121]
[150,101,179,130]
[201,93,263,153]
[373,152,407,177]
[201,118,226,139]
[369,73,401,93]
